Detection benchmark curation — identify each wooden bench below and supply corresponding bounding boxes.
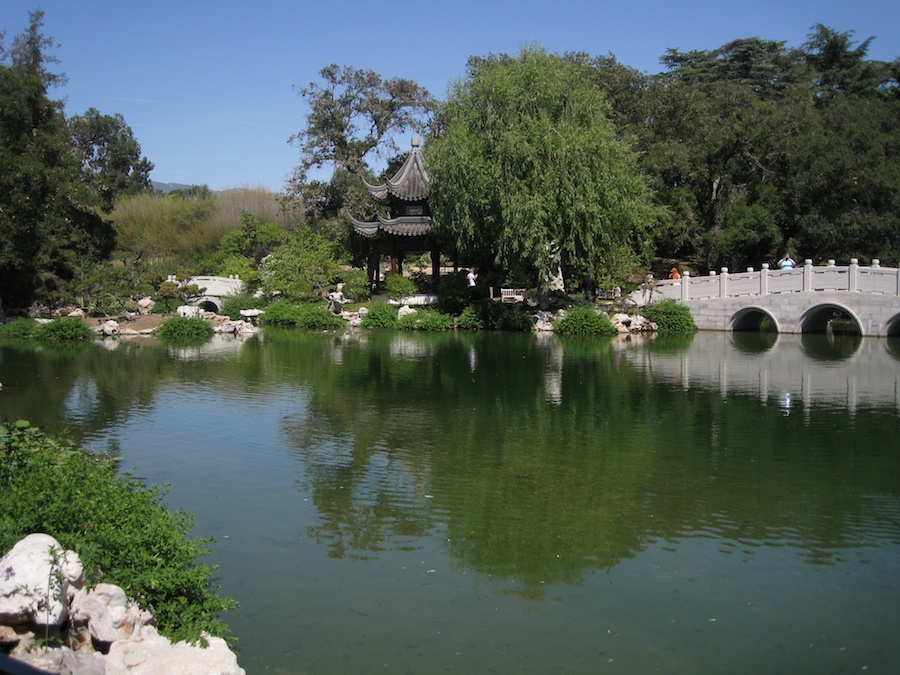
[500,288,526,303]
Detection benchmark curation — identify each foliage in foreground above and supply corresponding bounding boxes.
[31,317,95,342]
[359,302,398,329]
[643,299,698,333]
[0,318,39,339]
[553,306,618,336]
[154,316,214,342]
[396,308,454,331]
[257,301,345,330]
[0,317,94,341]
[0,421,236,643]
[457,300,534,332]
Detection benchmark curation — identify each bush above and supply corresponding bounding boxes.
[396,308,454,331]
[31,317,95,341]
[340,269,371,303]
[436,271,471,315]
[0,317,38,339]
[553,306,617,336]
[359,302,398,329]
[457,301,533,332]
[456,306,484,330]
[0,421,236,644]
[644,299,698,334]
[257,301,344,330]
[155,316,214,342]
[219,293,268,320]
[384,273,416,300]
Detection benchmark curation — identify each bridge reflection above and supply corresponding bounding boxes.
[620,332,900,415]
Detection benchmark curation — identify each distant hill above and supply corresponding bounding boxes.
[152,181,195,194]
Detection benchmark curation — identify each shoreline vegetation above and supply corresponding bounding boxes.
[0,421,237,646]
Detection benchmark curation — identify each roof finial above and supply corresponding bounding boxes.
[411,136,421,148]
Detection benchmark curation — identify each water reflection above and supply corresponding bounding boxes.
[2,330,899,671]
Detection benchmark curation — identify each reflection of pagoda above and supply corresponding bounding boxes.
[348,137,443,290]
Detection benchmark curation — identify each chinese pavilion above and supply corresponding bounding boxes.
[348,137,443,290]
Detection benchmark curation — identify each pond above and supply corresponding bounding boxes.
[1,329,899,673]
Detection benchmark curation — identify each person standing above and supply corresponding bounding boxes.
[778,253,796,269]
[467,269,477,287]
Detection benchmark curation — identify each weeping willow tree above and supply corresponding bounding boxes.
[425,45,661,292]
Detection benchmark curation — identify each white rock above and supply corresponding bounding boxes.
[97,320,120,336]
[106,625,246,675]
[176,305,202,318]
[397,305,416,318]
[70,583,155,644]
[0,534,84,626]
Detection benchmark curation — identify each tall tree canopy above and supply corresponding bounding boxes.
[644,27,898,270]
[288,64,433,181]
[0,10,114,310]
[68,108,154,213]
[426,46,660,288]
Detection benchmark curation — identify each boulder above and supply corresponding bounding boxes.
[97,320,120,336]
[11,646,106,675]
[69,583,155,644]
[397,305,416,319]
[176,305,202,318]
[106,625,245,675]
[0,534,84,627]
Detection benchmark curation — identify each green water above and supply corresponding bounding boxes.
[1,330,898,673]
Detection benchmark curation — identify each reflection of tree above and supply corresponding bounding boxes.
[275,331,900,599]
[6,331,897,601]
[0,336,270,445]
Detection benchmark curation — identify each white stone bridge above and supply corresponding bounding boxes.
[630,259,900,338]
[168,275,246,313]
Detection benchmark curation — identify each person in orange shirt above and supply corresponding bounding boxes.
[668,267,681,280]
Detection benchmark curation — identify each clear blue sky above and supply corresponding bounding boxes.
[3,1,897,192]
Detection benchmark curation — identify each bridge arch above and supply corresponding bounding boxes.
[887,313,900,338]
[730,305,779,332]
[195,296,223,313]
[798,302,863,335]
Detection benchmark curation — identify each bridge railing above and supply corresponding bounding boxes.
[637,259,899,304]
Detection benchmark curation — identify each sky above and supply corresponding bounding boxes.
[3,1,898,192]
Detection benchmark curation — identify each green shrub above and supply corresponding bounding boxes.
[644,299,698,334]
[497,306,535,332]
[155,316,214,341]
[340,269,371,302]
[219,293,268,320]
[0,421,236,644]
[31,317,95,341]
[436,271,471,315]
[257,301,344,330]
[397,308,454,331]
[384,273,416,300]
[457,300,534,332]
[456,305,484,330]
[0,317,38,339]
[359,302,398,329]
[553,306,617,336]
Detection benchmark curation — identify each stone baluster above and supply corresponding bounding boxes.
[760,263,769,295]
[849,258,858,292]
[803,259,813,292]
[681,271,690,301]
[719,267,729,298]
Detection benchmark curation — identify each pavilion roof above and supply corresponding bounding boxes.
[348,214,432,240]
[362,136,430,204]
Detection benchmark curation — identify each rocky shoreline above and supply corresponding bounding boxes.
[0,534,245,675]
